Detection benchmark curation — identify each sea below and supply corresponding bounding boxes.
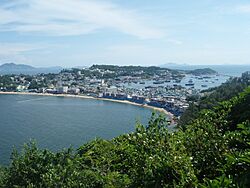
[0,94,153,165]
[120,65,250,90]
[120,64,250,91]
[162,64,250,77]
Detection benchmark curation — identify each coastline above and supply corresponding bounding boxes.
[0,91,174,121]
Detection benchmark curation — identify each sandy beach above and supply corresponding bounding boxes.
[0,91,174,121]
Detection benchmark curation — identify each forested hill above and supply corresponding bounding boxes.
[179,71,250,127]
[186,68,217,76]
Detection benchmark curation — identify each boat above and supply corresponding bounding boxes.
[203,76,211,79]
[185,83,194,86]
[139,81,145,84]
[201,84,208,87]
[153,81,164,84]
[173,84,179,87]
[145,86,155,89]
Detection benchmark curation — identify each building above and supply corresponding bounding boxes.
[57,86,68,94]
[68,88,80,95]
[130,95,146,104]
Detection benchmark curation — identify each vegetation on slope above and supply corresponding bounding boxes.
[0,87,249,187]
[179,72,250,127]
[60,65,183,80]
[186,68,217,76]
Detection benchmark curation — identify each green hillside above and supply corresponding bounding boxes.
[179,72,250,127]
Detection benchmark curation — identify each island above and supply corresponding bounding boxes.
[186,68,217,76]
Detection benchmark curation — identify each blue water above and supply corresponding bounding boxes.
[0,94,154,165]
[120,74,229,91]
[162,64,250,77]
[120,65,246,91]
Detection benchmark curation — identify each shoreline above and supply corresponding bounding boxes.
[0,91,174,122]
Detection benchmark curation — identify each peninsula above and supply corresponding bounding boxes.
[0,64,222,119]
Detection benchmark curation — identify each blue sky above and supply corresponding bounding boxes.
[0,0,250,67]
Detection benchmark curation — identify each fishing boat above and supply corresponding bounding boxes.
[153,81,164,84]
[185,83,194,86]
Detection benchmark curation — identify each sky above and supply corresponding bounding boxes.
[0,0,250,67]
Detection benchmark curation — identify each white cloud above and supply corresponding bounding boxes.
[72,43,250,66]
[0,42,56,65]
[69,44,170,66]
[0,43,42,56]
[0,0,164,39]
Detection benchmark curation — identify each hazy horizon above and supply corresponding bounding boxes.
[1,62,250,69]
[0,0,250,67]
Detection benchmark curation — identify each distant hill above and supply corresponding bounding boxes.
[160,63,250,77]
[186,68,217,76]
[160,64,217,75]
[0,63,35,71]
[0,63,62,75]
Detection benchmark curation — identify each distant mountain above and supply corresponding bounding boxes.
[160,63,250,77]
[0,63,35,71]
[0,63,62,75]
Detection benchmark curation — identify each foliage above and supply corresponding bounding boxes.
[28,80,46,90]
[179,72,250,127]
[88,65,183,79]
[186,68,217,76]
[0,75,17,91]
[0,88,250,187]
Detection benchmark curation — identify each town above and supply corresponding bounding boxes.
[0,65,223,118]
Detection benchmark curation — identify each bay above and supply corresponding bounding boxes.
[0,94,153,165]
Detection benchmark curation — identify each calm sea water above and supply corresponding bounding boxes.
[120,65,250,91]
[162,64,250,77]
[0,94,153,165]
[121,74,229,91]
